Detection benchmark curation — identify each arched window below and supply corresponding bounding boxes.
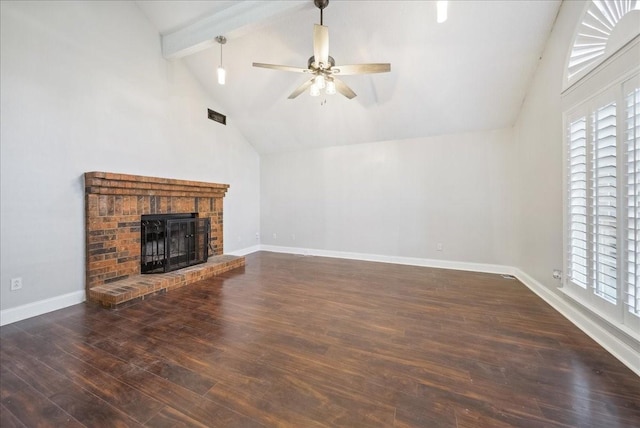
[565,0,640,88]
[563,1,639,338]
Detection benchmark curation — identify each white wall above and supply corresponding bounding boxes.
[0,1,260,313]
[513,1,583,283]
[261,129,517,267]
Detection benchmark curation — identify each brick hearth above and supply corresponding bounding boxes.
[84,172,245,307]
[88,255,244,308]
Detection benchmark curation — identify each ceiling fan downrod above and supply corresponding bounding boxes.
[314,0,329,25]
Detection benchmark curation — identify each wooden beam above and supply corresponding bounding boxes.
[161,1,307,59]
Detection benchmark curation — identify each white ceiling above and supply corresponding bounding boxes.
[136,0,561,154]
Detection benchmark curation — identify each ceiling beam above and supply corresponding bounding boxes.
[161,1,307,59]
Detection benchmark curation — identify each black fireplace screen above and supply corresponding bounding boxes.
[141,214,210,274]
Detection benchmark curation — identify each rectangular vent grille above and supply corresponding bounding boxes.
[208,109,226,125]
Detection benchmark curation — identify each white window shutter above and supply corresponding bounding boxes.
[592,102,618,303]
[624,85,640,317]
[568,116,589,288]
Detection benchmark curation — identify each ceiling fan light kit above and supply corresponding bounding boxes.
[325,79,336,95]
[252,0,390,100]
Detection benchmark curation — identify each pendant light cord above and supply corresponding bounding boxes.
[215,35,227,68]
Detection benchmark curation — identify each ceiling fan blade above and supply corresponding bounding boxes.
[313,24,329,68]
[253,63,310,73]
[331,63,391,75]
[333,78,357,99]
[288,78,315,99]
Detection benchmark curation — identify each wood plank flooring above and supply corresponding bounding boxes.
[1,251,639,427]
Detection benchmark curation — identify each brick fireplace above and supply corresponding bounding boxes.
[84,172,245,307]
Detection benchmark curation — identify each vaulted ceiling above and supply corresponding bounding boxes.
[136,1,562,154]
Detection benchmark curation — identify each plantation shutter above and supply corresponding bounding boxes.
[624,85,640,316]
[568,115,588,288]
[592,101,618,303]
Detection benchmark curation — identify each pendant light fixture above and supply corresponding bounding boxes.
[215,36,227,85]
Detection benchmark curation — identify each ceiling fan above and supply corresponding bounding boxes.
[252,0,391,99]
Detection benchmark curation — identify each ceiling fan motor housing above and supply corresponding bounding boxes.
[314,0,329,10]
[308,56,335,70]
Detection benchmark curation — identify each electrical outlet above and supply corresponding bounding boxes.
[553,269,562,280]
[291,233,296,241]
[255,232,260,241]
[10,277,22,291]
[273,233,277,239]
[436,243,443,251]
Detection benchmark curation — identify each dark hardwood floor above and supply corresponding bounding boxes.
[1,252,639,427]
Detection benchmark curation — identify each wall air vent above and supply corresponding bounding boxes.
[207,109,226,125]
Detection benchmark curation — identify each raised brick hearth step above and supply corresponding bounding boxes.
[88,255,245,308]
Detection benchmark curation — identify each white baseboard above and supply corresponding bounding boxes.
[226,245,261,256]
[260,245,515,275]
[513,269,640,377]
[0,290,86,327]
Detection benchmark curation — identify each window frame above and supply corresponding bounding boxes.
[562,36,640,340]
[622,74,640,329]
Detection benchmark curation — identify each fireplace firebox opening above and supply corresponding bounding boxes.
[141,213,210,274]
